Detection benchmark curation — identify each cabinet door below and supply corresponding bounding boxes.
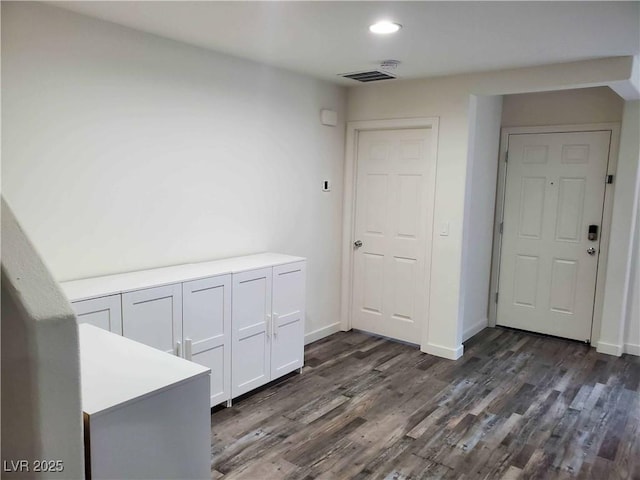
[122,284,182,355]
[72,295,122,335]
[183,275,231,407]
[231,268,272,398]
[271,262,306,379]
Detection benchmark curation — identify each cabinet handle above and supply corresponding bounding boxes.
[185,338,193,361]
[266,314,272,337]
[273,313,279,338]
[175,341,182,357]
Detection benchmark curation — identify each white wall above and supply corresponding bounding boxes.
[460,95,503,342]
[347,58,638,358]
[1,198,84,479]
[1,2,347,341]
[502,87,624,126]
[600,100,640,356]
[625,200,640,355]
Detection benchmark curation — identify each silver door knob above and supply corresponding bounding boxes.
[587,247,597,256]
[354,240,363,248]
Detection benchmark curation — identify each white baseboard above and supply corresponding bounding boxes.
[624,343,640,356]
[422,342,464,360]
[463,318,488,342]
[596,341,624,356]
[304,322,341,345]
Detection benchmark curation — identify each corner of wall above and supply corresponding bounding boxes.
[422,342,464,361]
[1,197,84,478]
[609,55,640,101]
[463,317,489,343]
[599,101,640,355]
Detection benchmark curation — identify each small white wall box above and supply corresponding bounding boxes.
[320,109,338,127]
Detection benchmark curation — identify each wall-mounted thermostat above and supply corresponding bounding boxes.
[322,180,331,192]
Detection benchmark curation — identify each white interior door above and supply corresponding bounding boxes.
[497,131,611,341]
[351,128,434,343]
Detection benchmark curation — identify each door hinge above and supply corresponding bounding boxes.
[505,151,509,163]
[495,292,499,303]
[606,174,614,184]
[499,222,504,234]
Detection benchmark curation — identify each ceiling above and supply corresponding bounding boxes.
[52,1,640,86]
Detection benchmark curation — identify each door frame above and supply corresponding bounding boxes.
[488,123,621,345]
[339,117,440,350]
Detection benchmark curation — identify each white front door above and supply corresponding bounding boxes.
[351,128,434,343]
[497,131,611,341]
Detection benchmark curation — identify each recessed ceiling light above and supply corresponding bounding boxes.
[369,21,402,34]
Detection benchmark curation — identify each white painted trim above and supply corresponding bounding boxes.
[463,318,488,342]
[304,322,341,345]
[591,125,621,346]
[340,117,440,354]
[596,341,624,357]
[421,342,464,360]
[488,130,510,328]
[624,343,640,356]
[488,123,620,348]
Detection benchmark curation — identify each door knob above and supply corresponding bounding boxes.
[587,247,597,256]
[354,240,363,248]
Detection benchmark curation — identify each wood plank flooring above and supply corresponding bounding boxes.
[210,328,640,479]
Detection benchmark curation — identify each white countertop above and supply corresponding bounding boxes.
[79,324,210,417]
[62,252,305,301]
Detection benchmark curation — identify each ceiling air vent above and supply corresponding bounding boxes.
[340,70,397,83]
[340,61,400,83]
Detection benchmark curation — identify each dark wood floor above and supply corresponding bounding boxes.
[210,328,640,479]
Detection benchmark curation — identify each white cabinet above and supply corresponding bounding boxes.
[79,324,211,480]
[71,295,122,335]
[122,284,183,355]
[271,262,306,379]
[119,277,232,406]
[183,275,231,407]
[232,268,272,397]
[62,253,306,407]
[231,261,305,398]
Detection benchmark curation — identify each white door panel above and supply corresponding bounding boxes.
[122,284,182,355]
[352,129,433,343]
[232,268,272,397]
[183,275,231,407]
[497,131,611,341]
[72,295,122,335]
[271,262,305,378]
